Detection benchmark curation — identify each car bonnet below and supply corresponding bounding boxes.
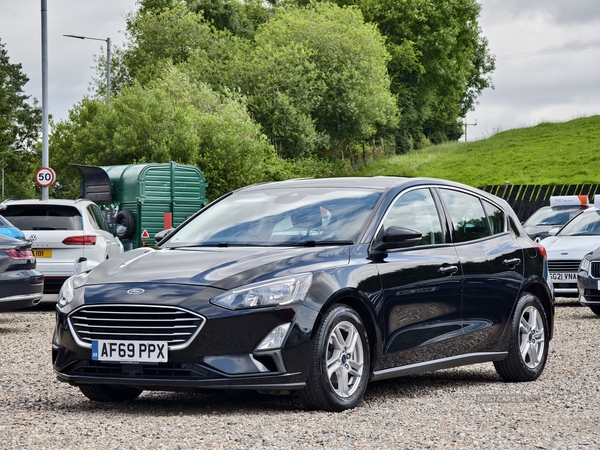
[84,245,351,289]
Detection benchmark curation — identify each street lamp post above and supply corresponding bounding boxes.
[63,34,111,101]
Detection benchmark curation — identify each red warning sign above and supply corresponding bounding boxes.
[141,230,150,238]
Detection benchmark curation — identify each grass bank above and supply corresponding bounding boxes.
[353,115,600,187]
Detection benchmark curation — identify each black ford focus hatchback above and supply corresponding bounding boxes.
[53,177,554,411]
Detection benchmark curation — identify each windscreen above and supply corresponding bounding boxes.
[558,210,600,236]
[524,207,582,226]
[163,187,382,247]
[2,205,83,231]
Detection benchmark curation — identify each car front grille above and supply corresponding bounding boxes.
[548,260,581,272]
[68,305,205,350]
[591,262,600,278]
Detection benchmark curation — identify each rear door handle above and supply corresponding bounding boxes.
[438,264,459,276]
[503,258,521,269]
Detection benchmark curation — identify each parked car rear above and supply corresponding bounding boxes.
[0,234,44,312]
[1,199,124,292]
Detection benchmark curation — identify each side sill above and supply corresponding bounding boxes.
[370,352,508,382]
[0,292,43,303]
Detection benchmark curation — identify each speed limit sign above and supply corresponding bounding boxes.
[35,167,56,188]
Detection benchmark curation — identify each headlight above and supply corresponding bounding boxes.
[58,271,90,307]
[580,256,591,272]
[210,273,313,310]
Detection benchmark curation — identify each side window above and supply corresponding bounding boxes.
[88,205,110,232]
[440,189,490,243]
[383,188,443,245]
[483,201,505,235]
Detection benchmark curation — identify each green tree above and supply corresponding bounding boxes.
[249,3,399,158]
[51,67,276,200]
[185,2,399,159]
[0,39,42,200]
[120,2,218,88]
[293,0,495,149]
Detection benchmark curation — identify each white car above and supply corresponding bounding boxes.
[541,207,600,296]
[0,199,124,292]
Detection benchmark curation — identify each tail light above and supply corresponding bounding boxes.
[534,242,547,260]
[62,235,97,245]
[4,248,35,260]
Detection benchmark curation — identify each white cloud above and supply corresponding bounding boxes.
[1,0,598,141]
[0,0,137,122]
[469,0,600,140]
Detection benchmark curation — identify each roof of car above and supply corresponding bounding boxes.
[1,198,95,207]
[239,176,476,192]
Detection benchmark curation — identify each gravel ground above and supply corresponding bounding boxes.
[1,298,599,450]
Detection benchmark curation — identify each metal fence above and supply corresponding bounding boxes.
[477,184,600,222]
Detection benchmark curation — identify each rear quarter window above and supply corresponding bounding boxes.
[2,205,83,231]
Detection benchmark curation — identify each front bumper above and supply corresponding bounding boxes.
[576,269,600,305]
[52,295,319,393]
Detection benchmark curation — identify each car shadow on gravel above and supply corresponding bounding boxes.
[363,368,500,402]
[52,389,306,414]
[50,368,502,414]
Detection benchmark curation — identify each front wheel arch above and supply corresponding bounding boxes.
[314,293,380,374]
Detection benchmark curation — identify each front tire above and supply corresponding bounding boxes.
[79,385,142,402]
[494,293,549,381]
[299,305,370,411]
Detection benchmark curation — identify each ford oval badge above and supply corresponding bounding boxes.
[127,288,145,295]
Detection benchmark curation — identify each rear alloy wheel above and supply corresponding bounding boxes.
[79,385,142,402]
[299,305,369,411]
[494,293,549,381]
[589,305,600,316]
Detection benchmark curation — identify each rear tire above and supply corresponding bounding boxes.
[79,385,142,402]
[298,305,369,411]
[589,305,600,316]
[494,293,549,382]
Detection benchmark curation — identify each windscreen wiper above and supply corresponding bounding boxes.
[280,240,354,247]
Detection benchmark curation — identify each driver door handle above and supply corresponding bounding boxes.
[438,264,459,276]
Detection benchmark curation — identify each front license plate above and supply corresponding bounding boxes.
[33,249,52,258]
[550,272,577,281]
[92,340,168,363]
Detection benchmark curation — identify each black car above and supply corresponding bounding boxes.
[576,248,600,315]
[53,177,554,411]
[0,235,44,312]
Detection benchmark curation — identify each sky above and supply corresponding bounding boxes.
[1,0,599,141]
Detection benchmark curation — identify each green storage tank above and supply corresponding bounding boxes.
[76,162,207,249]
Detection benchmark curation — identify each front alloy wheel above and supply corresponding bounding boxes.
[299,305,369,411]
[325,320,365,398]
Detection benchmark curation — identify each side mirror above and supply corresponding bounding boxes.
[155,228,174,244]
[371,226,422,253]
[548,227,560,236]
